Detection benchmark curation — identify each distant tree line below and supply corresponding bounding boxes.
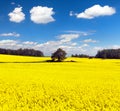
[71,54,92,58]
[95,49,120,59]
[0,47,120,59]
[0,48,44,57]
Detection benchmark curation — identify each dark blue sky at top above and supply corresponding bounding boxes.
[0,0,120,55]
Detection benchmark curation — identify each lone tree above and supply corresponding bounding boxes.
[51,48,67,62]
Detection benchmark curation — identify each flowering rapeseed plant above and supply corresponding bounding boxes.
[0,54,120,110]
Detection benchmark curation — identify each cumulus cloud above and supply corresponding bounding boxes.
[0,32,20,37]
[0,39,98,56]
[8,7,25,23]
[23,41,37,45]
[0,40,18,49]
[72,5,116,19]
[81,44,89,47]
[58,34,80,43]
[82,39,98,43]
[0,40,38,49]
[111,45,120,49]
[71,43,77,46]
[30,6,55,24]
[1,32,113,56]
[93,45,120,55]
[35,33,90,55]
[0,32,84,55]
[94,46,103,51]
[33,33,81,54]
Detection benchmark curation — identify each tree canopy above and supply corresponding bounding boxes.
[95,49,120,59]
[51,48,67,62]
[0,48,44,57]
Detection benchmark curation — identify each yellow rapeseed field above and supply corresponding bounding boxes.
[0,54,120,111]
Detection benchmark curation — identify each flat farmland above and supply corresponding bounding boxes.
[0,54,120,111]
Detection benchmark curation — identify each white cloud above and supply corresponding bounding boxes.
[8,7,25,23]
[32,33,89,55]
[3,33,119,56]
[81,44,89,47]
[93,45,120,56]
[0,39,96,56]
[0,40,18,49]
[71,43,77,46]
[0,40,38,49]
[111,45,120,49]
[0,33,80,55]
[72,5,116,19]
[69,11,74,16]
[30,6,55,24]
[11,2,15,5]
[94,46,103,50]
[0,32,20,37]
[94,45,120,51]
[83,39,98,43]
[0,32,92,55]
[58,34,80,43]
[23,41,37,45]
[65,30,96,36]
[0,40,17,44]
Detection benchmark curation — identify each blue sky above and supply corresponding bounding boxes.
[0,0,120,55]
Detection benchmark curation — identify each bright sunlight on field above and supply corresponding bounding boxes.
[0,54,120,111]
